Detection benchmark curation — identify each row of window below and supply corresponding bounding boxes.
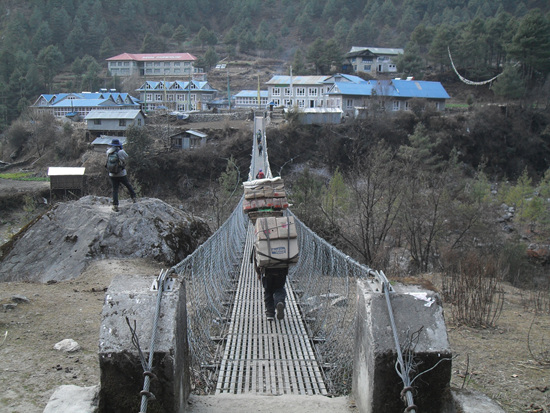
[143,61,192,67]
[235,97,268,105]
[144,68,193,75]
[271,87,322,97]
[92,119,142,126]
[142,102,198,111]
[142,93,217,102]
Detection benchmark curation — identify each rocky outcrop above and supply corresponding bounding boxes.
[0,196,210,283]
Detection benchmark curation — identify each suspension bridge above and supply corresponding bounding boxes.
[98,112,452,413]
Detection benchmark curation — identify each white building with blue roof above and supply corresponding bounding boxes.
[234,90,269,108]
[136,79,217,112]
[265,73,450,120]
[32,91,141,119]
[324,73,450,115]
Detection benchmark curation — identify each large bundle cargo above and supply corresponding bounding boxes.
[254,216,299,268]
[243,177,288,214]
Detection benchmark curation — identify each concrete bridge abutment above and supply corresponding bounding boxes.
[353,280,452,413]
[98,274,190,413]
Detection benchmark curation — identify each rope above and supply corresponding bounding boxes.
[448,46,503,85]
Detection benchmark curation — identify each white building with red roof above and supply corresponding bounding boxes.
[106,53,199,77]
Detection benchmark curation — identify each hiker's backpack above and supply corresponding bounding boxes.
[106,150,123,174]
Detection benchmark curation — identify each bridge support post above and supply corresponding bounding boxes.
[98,274,190,413]
[352,280,452,413]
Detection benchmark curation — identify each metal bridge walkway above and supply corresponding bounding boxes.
[215,224,327,396]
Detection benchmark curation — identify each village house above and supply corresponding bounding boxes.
[170,129,207,150]
[106,53,200,77]
[265,76,328,110]
[85,109,146,138]
[31,90,141,120]
[234,90,269,109]
[136,79,217,112]
[324,74,450,116]
[344,47,404,76]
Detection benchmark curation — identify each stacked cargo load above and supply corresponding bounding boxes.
[254,216,299,268]
[243,177,289,223]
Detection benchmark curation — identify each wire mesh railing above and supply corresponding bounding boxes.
[171,197,248,393]
[288,211,388,395]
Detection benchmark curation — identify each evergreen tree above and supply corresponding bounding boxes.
[507,9,550,81]
[31,22,53,54]
[172,25,189,45]
[65,18,85,57]
[99,37,114,60]
[37,45,65,92]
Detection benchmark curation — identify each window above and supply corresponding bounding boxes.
[94,119,101,125]
[404,101,410,111]
[284,88,291,96]
[174,62,181,67]
[346,99,353,109]
[123,62,129,66]
[393,101,399,111]
[308,88,317,97]
[146,94,152,101]
[362,57,373,63]
[190,137,201,148]
[167,94,174,101]
[273,99,280,106]
[154,69,160,74]
[363,65,371,71]
[164,62,171,67]
[155,94,162,101]
[297,99,305,108]
[137,119,142,126]
[296,88,305,97]
[119,119,126,126]
[154,62,161,67]
[284,99,293,107]
[272,88,281,96]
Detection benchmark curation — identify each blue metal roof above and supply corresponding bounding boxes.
[327,79,449,99]
[235,90,268,98]
[391,79,450,99]
[32,92,141,108]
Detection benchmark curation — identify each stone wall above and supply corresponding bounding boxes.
[188,110,252,123]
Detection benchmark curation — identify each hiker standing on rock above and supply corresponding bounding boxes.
[105,138,136,212]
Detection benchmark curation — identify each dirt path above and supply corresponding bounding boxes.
[0,258,163,413]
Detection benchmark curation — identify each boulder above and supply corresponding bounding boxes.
[0,196,210,283]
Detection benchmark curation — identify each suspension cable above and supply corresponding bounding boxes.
[139,269,169,413]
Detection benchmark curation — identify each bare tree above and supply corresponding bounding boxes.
[321,140,404,267]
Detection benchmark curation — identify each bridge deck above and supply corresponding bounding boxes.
[215,224,327,395]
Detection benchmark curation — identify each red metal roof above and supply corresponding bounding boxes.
[106,53,197,61]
